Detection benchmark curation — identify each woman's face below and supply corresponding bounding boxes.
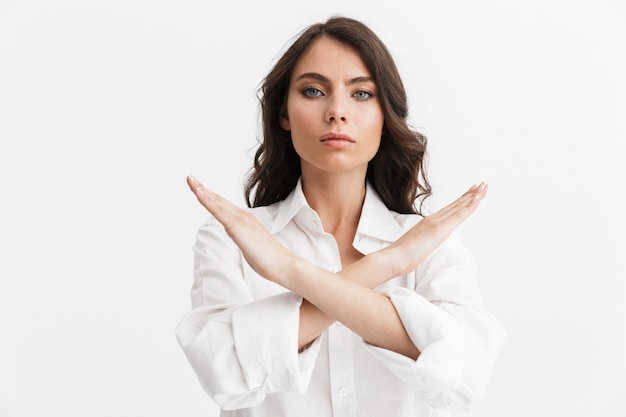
[281,36,384,179]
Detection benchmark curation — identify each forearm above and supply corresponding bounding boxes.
[187,178,486,361]
[297,251,386,349]
[298,299,333,351]
[294,251,420,360]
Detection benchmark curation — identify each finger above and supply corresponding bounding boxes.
[427,182,487,224]
[461,182,487,201]
[431,182,486,218]
[186,176,243,225]
[187,175,208,196]
[187,175,202,200]
[187,175,229,207]
[449,183,488,221]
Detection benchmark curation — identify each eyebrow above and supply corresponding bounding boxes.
[295,72,374,86]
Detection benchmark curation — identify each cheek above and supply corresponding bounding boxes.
[363,111,384,137]
[369,136,383,158]
[285,105,315,156]
[355,100,384,127]
[364,114,384,156]
[287,105,317,134]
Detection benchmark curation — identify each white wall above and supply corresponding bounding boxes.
[1,1,624,416]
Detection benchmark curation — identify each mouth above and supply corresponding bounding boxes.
[320,132,355,146]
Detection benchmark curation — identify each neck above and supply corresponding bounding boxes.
[300,171,367,234]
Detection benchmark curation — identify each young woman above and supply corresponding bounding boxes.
[176,16,505,417]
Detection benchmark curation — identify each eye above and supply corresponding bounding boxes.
[302,87,323,98]
[353,90,373,100]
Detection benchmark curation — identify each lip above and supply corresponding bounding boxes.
[320,132,355,149]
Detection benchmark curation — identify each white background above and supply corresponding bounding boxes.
[1,0,625,416]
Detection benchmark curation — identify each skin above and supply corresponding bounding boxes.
[281,37,384,180]
[187,37,488,360]
[280,36,385,268]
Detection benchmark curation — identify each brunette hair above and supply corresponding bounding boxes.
[244,16,431,214]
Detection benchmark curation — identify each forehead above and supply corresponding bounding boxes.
[291,36,371,80]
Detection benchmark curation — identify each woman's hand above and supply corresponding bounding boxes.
[382,182,488,277]
[187,176,486,358]
[187,176,297,284]
[188,175,486,286]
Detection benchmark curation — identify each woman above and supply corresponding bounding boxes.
[176,16,505,417]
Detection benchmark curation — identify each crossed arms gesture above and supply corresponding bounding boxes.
[187,176,487,359]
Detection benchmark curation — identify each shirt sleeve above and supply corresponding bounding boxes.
[363,232,506,410]
[174,218,321,410]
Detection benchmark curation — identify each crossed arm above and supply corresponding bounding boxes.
[187,176,487,360]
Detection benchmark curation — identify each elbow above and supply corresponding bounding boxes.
[406,347,486,411]
[175,320,269,410]
[211,390,266,411]
[180,342,267,410]
[431,379,487,412]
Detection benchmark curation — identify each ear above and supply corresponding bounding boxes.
[279,106,291,131]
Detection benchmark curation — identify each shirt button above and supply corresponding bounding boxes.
[339,387,349,398]
[328,266,338,273]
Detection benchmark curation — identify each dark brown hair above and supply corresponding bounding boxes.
[244,16,431,214]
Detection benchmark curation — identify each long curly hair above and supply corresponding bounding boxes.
[244,16,431,214]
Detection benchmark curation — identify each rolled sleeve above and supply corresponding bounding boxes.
[232,292,321,393]
[364,287,465,404]
[176,292,322,410]
[363,232,506,410]
[175,218,322,410]
[437,302,507,409]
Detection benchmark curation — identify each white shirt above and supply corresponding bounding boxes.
[176,180,506,417]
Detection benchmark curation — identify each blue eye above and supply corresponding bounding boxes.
[303,87,323,97]
[354,90,372,100]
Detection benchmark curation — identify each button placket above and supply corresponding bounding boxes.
[328,324,357,415]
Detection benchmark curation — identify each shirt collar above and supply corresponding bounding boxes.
[269,178,309,234]
[270,178,405,243]
[356,183,406,243]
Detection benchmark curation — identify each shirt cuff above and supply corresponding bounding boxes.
[231,291,320,394]
[364,287,464,401]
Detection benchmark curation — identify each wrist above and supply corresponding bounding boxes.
[354,250,397,288]
[279,256,310,291]
[374,246,405,279]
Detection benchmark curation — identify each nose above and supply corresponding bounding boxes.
[325,96,347,123]
[327,113,346,123]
